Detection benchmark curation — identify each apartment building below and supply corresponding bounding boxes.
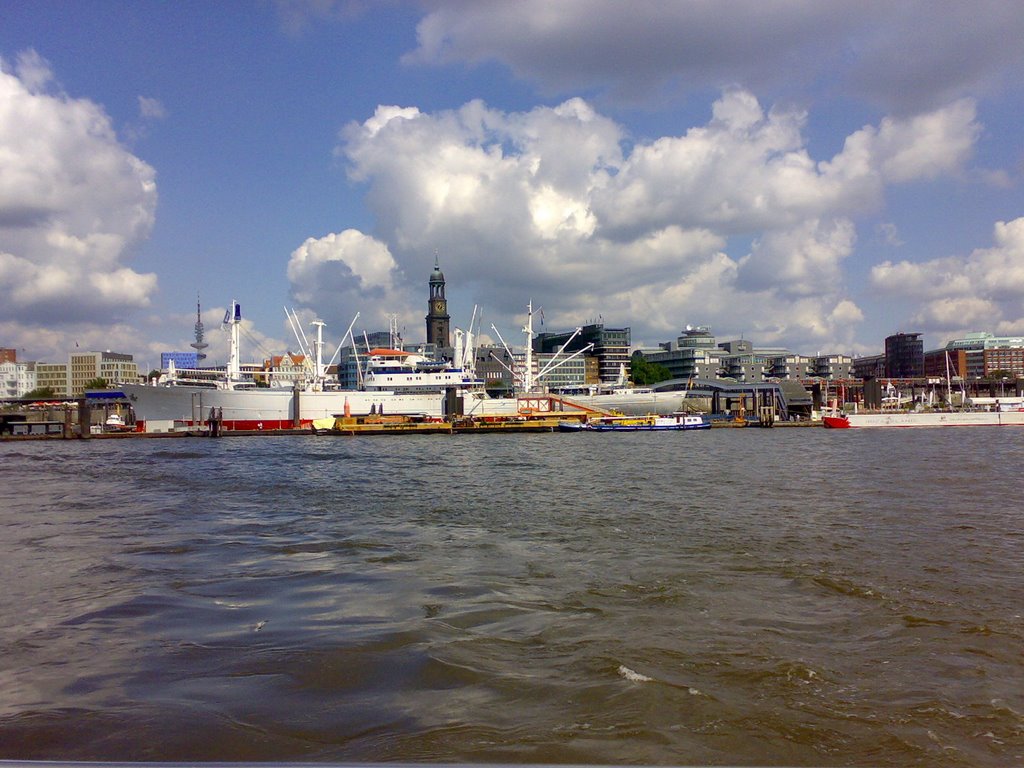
[0,360,37,398]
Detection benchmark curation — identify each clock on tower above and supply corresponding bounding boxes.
[425,254,451,349]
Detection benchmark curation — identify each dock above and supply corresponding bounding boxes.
[2,405,822,442]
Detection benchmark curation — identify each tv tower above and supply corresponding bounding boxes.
[191,294,208,361]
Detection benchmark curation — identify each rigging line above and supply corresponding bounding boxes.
[236,326,277,363]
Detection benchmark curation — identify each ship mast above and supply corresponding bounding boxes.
[523,300,535,393]
[311,318,326,385]
[387,314,401,350]
[226,300,241,382]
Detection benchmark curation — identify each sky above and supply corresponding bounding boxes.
[3,1,1024,371]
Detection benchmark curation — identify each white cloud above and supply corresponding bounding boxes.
[0,51,158,329]
[334,90,978,353]
[868,100,978,182]
[405,1,1024,112]
[598,93,978,239]
[830,299,865,328]
[912,297,1000,332]
[737,218,856,299]
[870,217,1024,337]
[288,229,398,296]
[12,49,52,91]
[870,257,972,300]
[286,229,424,337]
[138,95,166,121]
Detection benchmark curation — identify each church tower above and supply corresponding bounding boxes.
[425,254,451,349]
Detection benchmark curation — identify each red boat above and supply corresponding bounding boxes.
[822,413,851,428]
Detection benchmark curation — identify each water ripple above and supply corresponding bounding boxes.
[1,430,1023,764]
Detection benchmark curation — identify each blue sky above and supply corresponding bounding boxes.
[3,1,1024,370]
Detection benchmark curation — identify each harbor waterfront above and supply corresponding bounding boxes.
[1,430,1022,766]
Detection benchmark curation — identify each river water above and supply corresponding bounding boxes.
[0,429,1022,766]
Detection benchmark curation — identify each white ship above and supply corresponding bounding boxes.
[824,400,1024,429]
[121,302,490,432]
[822,363,1024,428]
[121,298,692,432]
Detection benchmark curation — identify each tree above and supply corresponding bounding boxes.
[24,386,57,399]
[629,354,672,386]
[83,377,109,390]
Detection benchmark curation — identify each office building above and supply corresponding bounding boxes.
[884,332,924,378]
[68,351,139,396]
[161,351,199,370]
[35,363,69,397]
[939,332,1024,379]
[533,324,631,383]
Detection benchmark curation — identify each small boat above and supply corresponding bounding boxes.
[822,414,851,428]
[103,413,134,432]
[558,412,711,432]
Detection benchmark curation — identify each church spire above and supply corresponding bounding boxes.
[426,253,450,349]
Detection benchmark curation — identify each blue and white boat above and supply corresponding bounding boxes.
[558,412,711,432]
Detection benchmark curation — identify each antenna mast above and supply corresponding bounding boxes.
[191,294,208,361]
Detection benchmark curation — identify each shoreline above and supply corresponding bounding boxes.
[0,417,821,441]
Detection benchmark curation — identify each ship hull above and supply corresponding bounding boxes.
[121,383,447,432]
[838,410,1024,428]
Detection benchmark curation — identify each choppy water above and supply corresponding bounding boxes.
[0,429,1022,766]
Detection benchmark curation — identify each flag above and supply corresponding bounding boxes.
[539,309,545,326]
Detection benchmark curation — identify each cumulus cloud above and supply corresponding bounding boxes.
[404,0,1024,111]
[596,93,978,240]
[288,229,398,296]
[326,89,981,352]
[0,51,158,329]
[286,229,425,337]
[870,217,1024,336]
[851,100,979,183]
[737,218,856,299]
